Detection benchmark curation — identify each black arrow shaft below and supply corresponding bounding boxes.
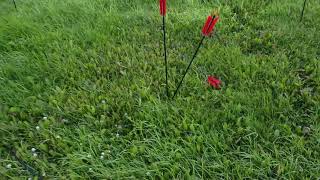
[162,16,169,97]
[300,0,307,21]
[172,36,206,99]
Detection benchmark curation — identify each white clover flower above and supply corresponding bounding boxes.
[101,100,106,104]
[6,164,12,168]
[89,168,93,171]
[33,153,38,157]
[43,117,48,120]
[31,148,36,152]
[28,177,32,180]
[116,133,120,137]
[36,126,40,130]
[101,152,105,156]
[100,155,104,160]
[42,172,46,176]
[303,126,311,135]
[107,150,111,153]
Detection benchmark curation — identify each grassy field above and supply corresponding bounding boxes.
[0,0,320,179]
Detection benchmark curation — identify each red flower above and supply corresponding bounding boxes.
[207,76,221,89]
[159,0,166,16]
[202,15,219,36]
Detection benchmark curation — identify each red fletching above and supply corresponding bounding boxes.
[207,76,221,89]
[207,16,219,35]
[159,0,166,16]
[202,16,219,36]
[202,16,213,36]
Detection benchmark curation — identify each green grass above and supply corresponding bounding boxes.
[0,0,319,179]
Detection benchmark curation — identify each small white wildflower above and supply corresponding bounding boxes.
[33,153,38,157]
[28,178,32,180]
[56,135,61,139]
[6,164,12,168]
[36,126,40,130]
[100,155,104,160]
[303,126,311,135]
[31,148,36,152]
[116,133,120,137]
[89,168,93,171]
[101,152,105,156]
[43,116,48,120]
[101,100,106,104]
[42,172,46,176]
[107,150,111,153]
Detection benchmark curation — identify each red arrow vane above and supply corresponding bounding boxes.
[202,15,219,36]
[159,0,166,16]
[208,76,221,89]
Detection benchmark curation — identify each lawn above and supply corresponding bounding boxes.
[0,0,319,179]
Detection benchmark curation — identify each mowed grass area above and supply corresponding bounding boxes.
[0,0,320,178]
